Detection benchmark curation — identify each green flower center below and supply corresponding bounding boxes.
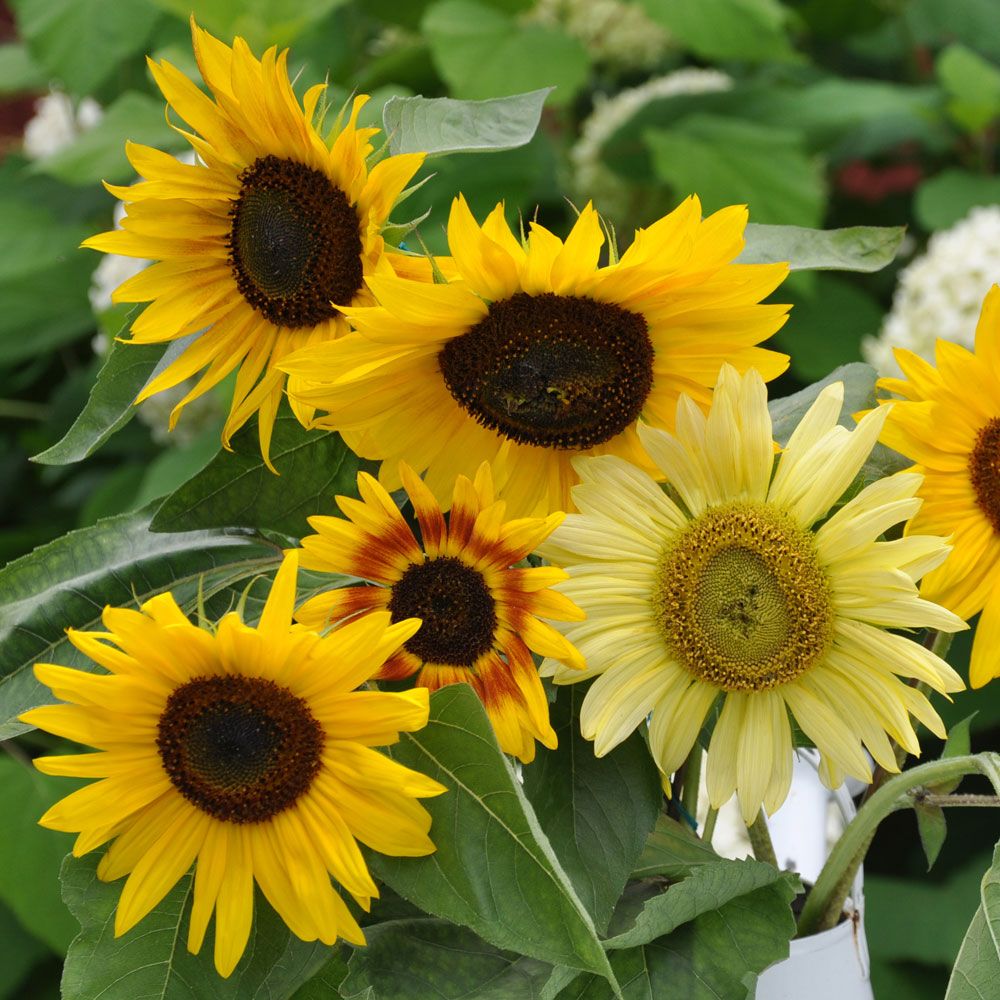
[438,292,654,449]
[388,556,497,667]
[228,155,363,328]
[653,502,833,692]
[970,417,1000,535]
[157,675,323,823]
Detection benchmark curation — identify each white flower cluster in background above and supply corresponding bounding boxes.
[527,0,671,70]
[22,91,102,160]
[571,68,732,221]
[863,205,1000,377]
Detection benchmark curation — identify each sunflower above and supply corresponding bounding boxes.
[279,194,790,516]
[82,19,430,469]
[874,284,1000,687]
[536,366,966,823]
[294,461,585,762]
[19,552,445,977]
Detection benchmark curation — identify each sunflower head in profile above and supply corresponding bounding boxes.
[20,552,445,978]
[293,461,585,762]
[536,365,966,823]
[82,19,430,470]
[280,194,791,517]
[875,284,1000,687]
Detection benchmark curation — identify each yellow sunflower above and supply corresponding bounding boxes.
[537,366,965,823]
[82,19,431,469]
[19,552,445,978]
[280,194,790,516]
[294,462,585,762]
[875,284,1000,687]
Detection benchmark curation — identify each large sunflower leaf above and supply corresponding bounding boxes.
[521,685,663,934]
[739,222,905,271]
[60,853,333,1000]
[369,685,618,987]
[557,872,798,1000]
[150,410,369,538]
[337,919,555,1000]
[383,88,552,157]
[945,839,1000,1000]
[631,814,725,880]
[0,506,280,739]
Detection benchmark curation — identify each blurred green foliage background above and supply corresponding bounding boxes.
[1,0,999,995]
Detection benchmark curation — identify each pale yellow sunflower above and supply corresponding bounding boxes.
[875,284,1000,687]
[83,19,431,469]
[20,552,445,977]
[280,194,790,516]
[537,366,965,823]
[294,462,585,762]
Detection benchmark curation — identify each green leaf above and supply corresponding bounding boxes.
[60,853,333,1000]
[31,91,187,186]
[937,44,1000,133]
[31,315,168,466]
[645,116,824,227]
[931,713,978,795]
[560,872,798,1000]
[150,409,370,538]
[422,0,589,107]
[605,860,799,950]
[915,802,948,871]
[638,0,798,63]
[945,841,1000,999]
[632,815,724,880]
[915,170,1000,231]
[0,42,45,94]
[11,0,161,96]
[288,950,350,999]
[0,756,80,952]
[370,685,617,984]
[521,685,663,933]
[383,89,551,157]
[0,506,280,738]
[340,919,555,1000]
[740,223,905,271]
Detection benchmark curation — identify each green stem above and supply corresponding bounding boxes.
[701,806,719,845]
[746,812,778,868]
[681,749,702,823]
[798,752,1000,937]
[918,793,1000,808]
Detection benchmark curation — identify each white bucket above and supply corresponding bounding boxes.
[754,758,874,1000]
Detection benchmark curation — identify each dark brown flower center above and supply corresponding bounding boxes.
[970,417,1000,534]
[157,675,323,823]
[228,155,363,328]
[438,292,654,449]
[388,556,497,667]
[654,503,833,692]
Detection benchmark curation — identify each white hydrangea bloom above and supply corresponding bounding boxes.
[571,69,732,217]
[22,91,102,159]
[863,205,1000,377]
[528,0,671,69]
